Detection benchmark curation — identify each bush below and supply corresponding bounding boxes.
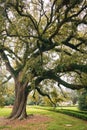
[78,89,87,111]
[0,84,6,107]
[41,107,87,121]
[36,106,87,120]
[0,95,5,107]
[4,95,15,106]
[57,109,87,120]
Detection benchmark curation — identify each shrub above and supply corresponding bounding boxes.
[78,89,87,111]
[57,109,87,120]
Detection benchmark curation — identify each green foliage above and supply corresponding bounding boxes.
[58,109,87,121]
[78,89,87,111]
[0,81,5,107]
[0,81,15,106]
[67,90,78,105]
[0,91,5,107]
[4,95,15,106]
[27,91,42,105]
[4,82,15,106]
[0,0,87,88]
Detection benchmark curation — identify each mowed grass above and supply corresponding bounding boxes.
[0,106,87,130]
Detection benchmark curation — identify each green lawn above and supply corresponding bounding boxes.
[0,106,87,130]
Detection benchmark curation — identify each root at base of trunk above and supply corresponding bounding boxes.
[8,114,33,120]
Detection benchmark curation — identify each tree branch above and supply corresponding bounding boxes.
[0,75,12,85]
[35,86,56,106]
[0,49,15,78]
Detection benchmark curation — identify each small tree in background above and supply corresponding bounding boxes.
[77,73,87,110]
[0,84,5,107]
[27,90,42,105]
[78,89,87,111]
[4,82,15,106]
[67,90,78,105]
[0,71,6,107]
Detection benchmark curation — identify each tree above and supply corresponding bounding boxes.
[4,82,15,106]
[0,0,87,119]
[65,89,78,105]
[0,69,6,107]
[27,90,42,105]
[0,81,5,107]
[78,89,87,110]
[77,73,87,110]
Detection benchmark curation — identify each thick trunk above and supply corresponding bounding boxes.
[9,80,29,120]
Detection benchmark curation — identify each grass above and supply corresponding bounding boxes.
[0,107,11,117]
[0,126,10,130]
[0,106,87,130]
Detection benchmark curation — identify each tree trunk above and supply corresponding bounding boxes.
[9,80,29,120]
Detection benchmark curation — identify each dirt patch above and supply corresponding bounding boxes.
[0,115,52,130]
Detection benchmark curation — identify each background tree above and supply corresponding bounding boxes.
[78,88,87,111]
[27,90,42,105]
[0,81,5,107]
[77,73,87,110]
[0,69,6,107]
[4,82,15,106]
[63,89,78,105]
[0,0,87,119]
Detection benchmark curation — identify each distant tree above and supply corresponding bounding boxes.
[0,0,87,119]
[0,72,6,107]
[77,73,87,110]
[27,90,42,105]
[0,83,5,107]
[78,89,87,111]
[67,90,78,105]
[48,87,67,106]
[4,82,15,106]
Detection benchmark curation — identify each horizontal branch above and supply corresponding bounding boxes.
[34,71,86,91]
[54,63,87,73]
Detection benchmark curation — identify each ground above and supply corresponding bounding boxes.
[1,106,87,130]
[0,115,52,130]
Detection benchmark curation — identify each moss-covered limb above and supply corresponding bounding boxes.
[35,71,86,90]
[54,63,87,73]
[0,49,15,78]
[51,75,86,90]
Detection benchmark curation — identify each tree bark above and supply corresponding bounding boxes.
[9,80,29,120]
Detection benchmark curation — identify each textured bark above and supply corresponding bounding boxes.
[9,80,29,120]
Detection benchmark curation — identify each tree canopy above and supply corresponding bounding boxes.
[0,0,87,119]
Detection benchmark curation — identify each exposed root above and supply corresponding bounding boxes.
[7,114,33,120]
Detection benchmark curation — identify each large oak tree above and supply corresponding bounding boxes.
[0,0,87,119]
